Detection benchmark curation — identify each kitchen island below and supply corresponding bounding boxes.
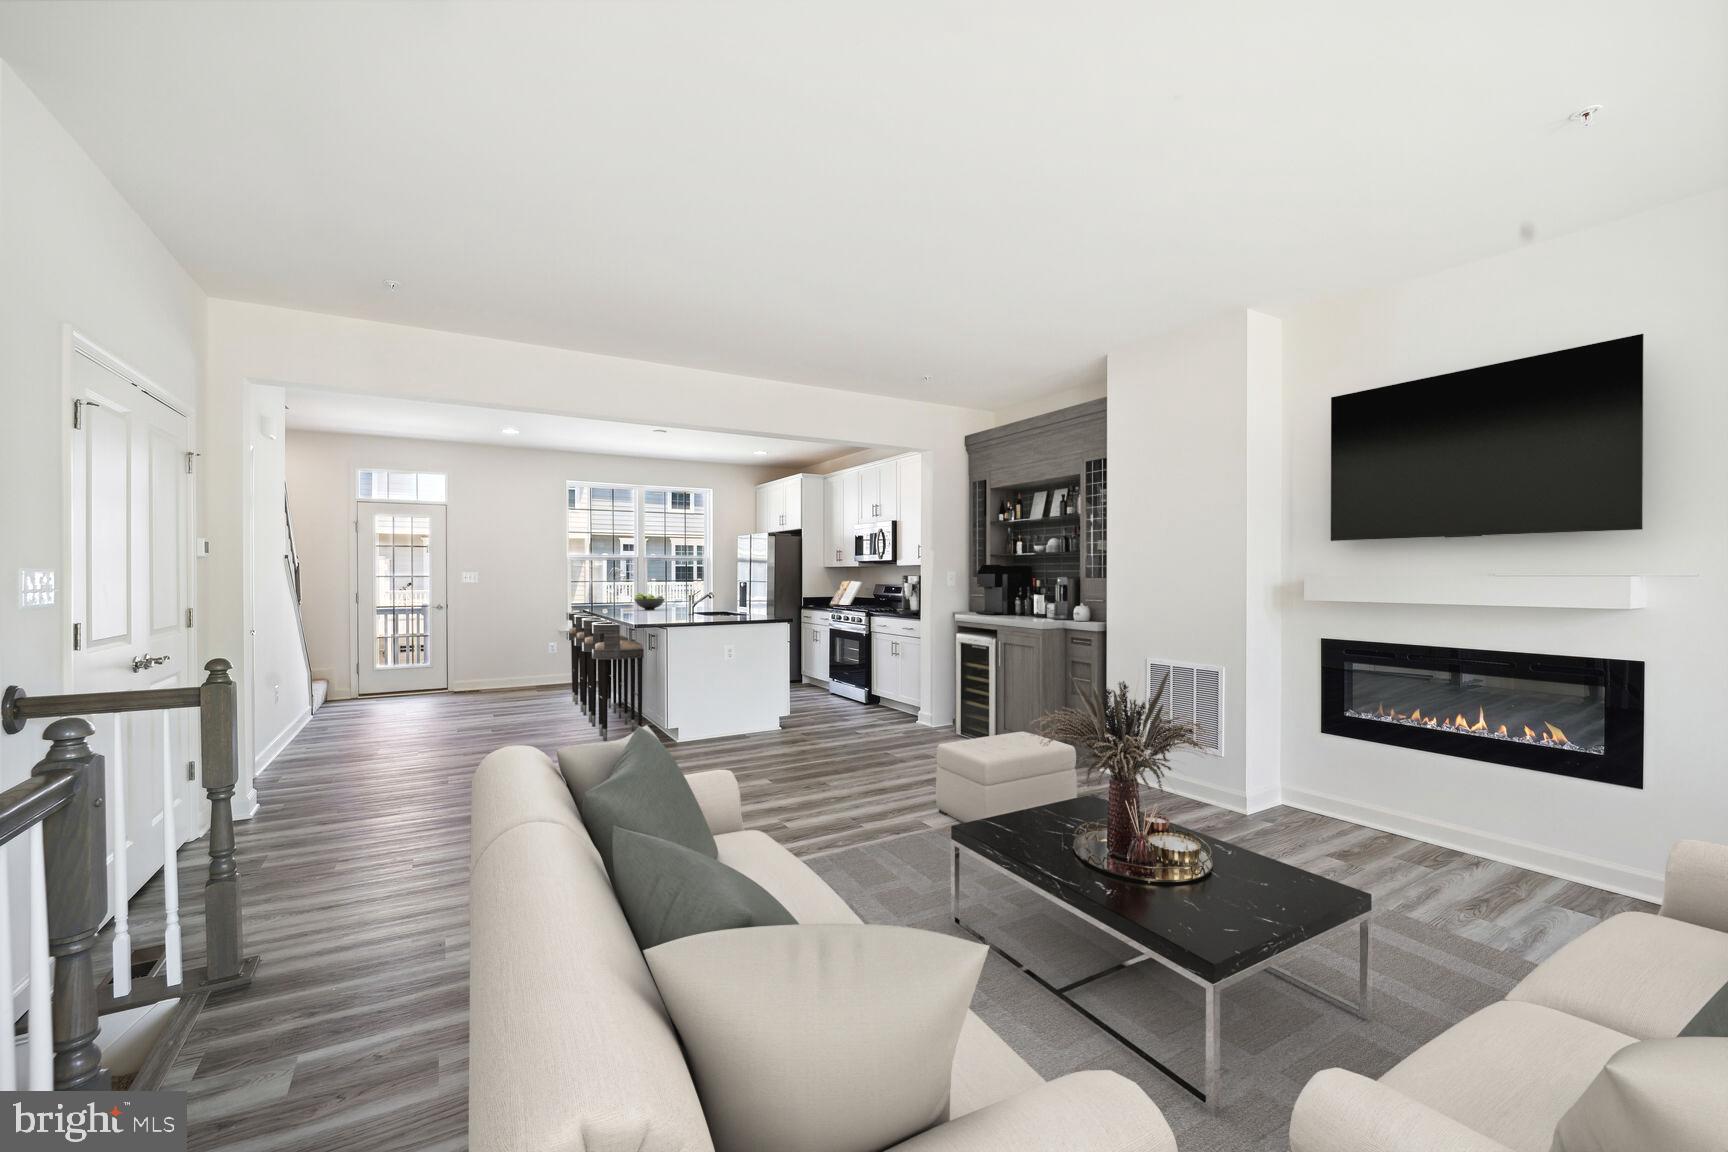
[582,605,793,741]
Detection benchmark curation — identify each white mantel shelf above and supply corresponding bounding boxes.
[1302,574,1647,611]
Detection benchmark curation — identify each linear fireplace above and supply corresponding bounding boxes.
[1321,639,1644,789]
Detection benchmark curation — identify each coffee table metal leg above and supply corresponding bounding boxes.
[1360,916,1372,1014]
[950,843,960,925]
[1204,983,1220,1112]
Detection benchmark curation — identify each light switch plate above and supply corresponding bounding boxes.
[19,569,55,608]
[462,571,479,583]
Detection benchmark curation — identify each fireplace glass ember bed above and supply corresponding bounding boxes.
[1321,639,1644,789]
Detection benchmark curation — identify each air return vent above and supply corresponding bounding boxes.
[1146,659,1225,756]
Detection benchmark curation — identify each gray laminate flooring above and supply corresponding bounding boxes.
[107,683,1650,1151]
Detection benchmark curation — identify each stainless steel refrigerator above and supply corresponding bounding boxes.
[736,531,803,681]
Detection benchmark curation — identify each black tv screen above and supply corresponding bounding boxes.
[1330,335,1642,540]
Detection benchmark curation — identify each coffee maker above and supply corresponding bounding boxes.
[975,564,1031,615]
[902,573,921,614]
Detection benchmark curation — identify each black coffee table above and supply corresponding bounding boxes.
[950,796,1372,1110]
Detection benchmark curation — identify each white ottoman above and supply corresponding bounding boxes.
[935,731,1078,822]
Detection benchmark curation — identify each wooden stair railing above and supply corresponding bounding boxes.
[0,658,259,1090]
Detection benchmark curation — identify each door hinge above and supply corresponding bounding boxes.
[185,451,196,475]
[73,622,82,651]
[186,607,195,628]
[186,760,197,782]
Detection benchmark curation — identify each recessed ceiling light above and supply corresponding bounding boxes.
[753,450,768,456]
[383,278,402,291]
[500,426,520,436]
[1568,104,1603,126]
[652,428,669,434]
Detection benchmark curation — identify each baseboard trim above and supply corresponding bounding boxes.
[254,707,310,779]
[1279,783,1664,903]
[449,675,568,693]
[1157,772,1251,815]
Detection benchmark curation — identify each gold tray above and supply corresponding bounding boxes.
[1072,821,1213,885]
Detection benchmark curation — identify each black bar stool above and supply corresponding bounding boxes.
[569,614,597,712]
[581,624,612,719]
[592,629,644,740]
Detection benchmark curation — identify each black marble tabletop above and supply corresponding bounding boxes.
[950,796,1371,983]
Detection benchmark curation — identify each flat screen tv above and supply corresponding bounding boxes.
[1330,335,1642,540]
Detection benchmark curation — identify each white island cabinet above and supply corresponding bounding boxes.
[587,606,792,742]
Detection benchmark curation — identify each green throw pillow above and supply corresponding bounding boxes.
[611,828,794,950]
[1680,981,1728,1037]
[578,728,717,875]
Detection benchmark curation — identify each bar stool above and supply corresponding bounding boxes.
[568,614,596,713]
[581,623,613,720]
[592,629,644,741]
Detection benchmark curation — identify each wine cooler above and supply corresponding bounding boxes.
[954,633,997,737]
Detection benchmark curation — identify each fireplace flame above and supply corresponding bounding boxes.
[1363,706,1590,752]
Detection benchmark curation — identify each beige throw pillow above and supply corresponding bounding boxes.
[644,924,987,1152]
[1551,1037,1728,1152]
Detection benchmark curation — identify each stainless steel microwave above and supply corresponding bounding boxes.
[852,521,897,564]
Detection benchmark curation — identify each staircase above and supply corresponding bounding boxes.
[285,496,326,714]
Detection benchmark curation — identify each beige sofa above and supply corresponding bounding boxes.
[1290,840,1728,1152]
[470,742,1177,1152]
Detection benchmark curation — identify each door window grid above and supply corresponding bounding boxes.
[357,469,447,503]
[567,483,710,607]
[373,513,431,667]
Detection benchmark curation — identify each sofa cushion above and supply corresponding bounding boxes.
[1551,1037,1728,1152]
[949,1013,1045,1118]
[1507,911,1728,1039]
[644,924,987,1152]
[1680,980,1728,1036]
[579,728,717,875]
[716,830,863,924]
[469,820,712,1152]
[471,745,586,867]
[1380,1001,1634,1152]
[612,828,794,950]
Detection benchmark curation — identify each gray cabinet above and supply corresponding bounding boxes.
[993,626,1067,733]
[1063,631,1105,708]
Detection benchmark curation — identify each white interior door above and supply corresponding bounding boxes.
[356,501,448,694]
[69,348,195,909]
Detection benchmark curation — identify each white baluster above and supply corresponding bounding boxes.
[0,841,14,1091]
[27,824,51,1090]
[160,711,182,986]
[110,714,131,999]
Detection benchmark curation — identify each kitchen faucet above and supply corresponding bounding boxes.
[688,590,714,614]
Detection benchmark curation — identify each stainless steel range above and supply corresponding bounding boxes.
[826,609,873,703]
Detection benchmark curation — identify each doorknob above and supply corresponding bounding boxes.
[433,603,446,610]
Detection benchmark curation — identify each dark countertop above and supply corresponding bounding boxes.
[951,796,1371,983]
[583,605,795,628]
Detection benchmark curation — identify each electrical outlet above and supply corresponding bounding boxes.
[945,570,956,588]
[272,683,280,704]
[462,571,480,584]
[723,645,736,661]
[547,642,557,654]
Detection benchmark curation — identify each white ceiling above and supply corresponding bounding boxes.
[2,2,1723,410]
[283,389,851,467]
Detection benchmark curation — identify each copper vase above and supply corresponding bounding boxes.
[1107,775,1138,861]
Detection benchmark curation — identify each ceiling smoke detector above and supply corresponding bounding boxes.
[383,278,402,291]
[1569,105,1603,126]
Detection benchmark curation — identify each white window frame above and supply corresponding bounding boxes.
[357,468,448,504]
[567,481,712,608]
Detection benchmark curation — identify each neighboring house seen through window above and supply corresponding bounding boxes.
[568,482,709,608]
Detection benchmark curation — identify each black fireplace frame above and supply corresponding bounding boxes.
[1320,639,1645,789]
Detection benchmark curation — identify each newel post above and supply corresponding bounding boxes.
[35,717,109,1090]
[199,658,245,983]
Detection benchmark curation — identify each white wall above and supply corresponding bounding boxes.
[990,378,1107,427]
[248,384,311,783]
[287,430,774,699]
[1105,310,1284,812]
[0,60,205,1017]
[1280,189,1728,899]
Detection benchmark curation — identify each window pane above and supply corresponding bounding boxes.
[418,473,446,502]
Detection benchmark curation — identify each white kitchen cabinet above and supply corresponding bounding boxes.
[802,613,830,681]
[825,472,856,566]
[639,627,669,729]
[854,459,898,522]
[757,474,819,533]
[869,619,922,707]
[895,453,922,564]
